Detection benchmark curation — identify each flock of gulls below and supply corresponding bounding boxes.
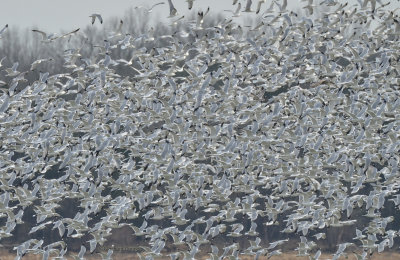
[1,0,400,259]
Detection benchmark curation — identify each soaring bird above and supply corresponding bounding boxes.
[89,14,103,24]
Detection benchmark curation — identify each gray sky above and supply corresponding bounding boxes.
[1,0,399,33]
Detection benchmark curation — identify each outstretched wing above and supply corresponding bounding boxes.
[96,14,103,24]
[32,29,47,40]
[245,0,253,12]
[187,0,194,10]
[0,24,8,35]
[59,28,80,39]
[168,0,177,16]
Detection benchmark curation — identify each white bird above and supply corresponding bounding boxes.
[224,3,242,17]
[135,2,165,13]
[275,0,288,12]
[32,29,57,42]
[303,0,316,15]
[244,0,253,12]
[186,0,194,10]
[89,14,103,24]
[167,0,178,17]
[256,0,266,14]
[77,245,86,259]
[311,250,321,260]
[362,0,376,12]
[5,62,20,77]
[32,28,79,42]
[196,7,210,28]
[30,58,53,71]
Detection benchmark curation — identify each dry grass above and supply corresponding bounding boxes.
[1,249,400,260]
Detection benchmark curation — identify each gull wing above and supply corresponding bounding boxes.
[0,24,8,35]
[168,0,177,17]
[96,14,103,24]
[245,0,253,12]
[32,29,47,40]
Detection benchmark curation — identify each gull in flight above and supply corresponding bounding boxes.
[32,28,80,42]
[168,0,178,17]
[196,7,210,27]
[256,0,266,14]
[362,0,383,12]
[5,62,20,77]
[275,0,288,12]
[135,2,165,13]
[244,0,253,12]
[303,0,316,15]
[89,14,103,24]
[108,20,123,39]
[0,24,8,38]
[224,3,242,17]
[187,0,195,10]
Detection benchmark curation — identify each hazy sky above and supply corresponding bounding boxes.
[1,0,399,33]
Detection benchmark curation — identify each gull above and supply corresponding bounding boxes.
[362,0,376,12]
[167,0,178,17]
[334,242,354,258]
[89,14,103,24]
[0,24,8,38]
[275,0,288,12]
[224,3,242,17]
[0,56,5,68]
[267,249,282,259]
[245,221,259,236]
[135,2,165,13]
[313,233,326,240]
[244,0,253,12]
[30,58,54,71]
[352,251,368,260]
[97,249,113,260]
[32,29,57,42]
[108,20,123,39]
[196,7,210,28]
[256,0,266,14]
[267,239,289,250]
[227,223,244,237]
[233,0,239,4]
[32,28,80,42]
[0,94,10,114]
[76,245,86,259]
[303,0,316,15]
[5,62,20,77]
[310,250,321,260]
[186,0,194,10]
